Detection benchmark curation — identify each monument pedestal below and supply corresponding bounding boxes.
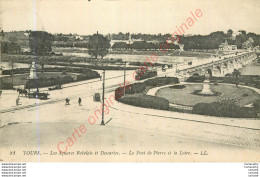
[199,79,214,95]
[27,61,38,79]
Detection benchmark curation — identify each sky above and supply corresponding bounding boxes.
[0,0,259,35]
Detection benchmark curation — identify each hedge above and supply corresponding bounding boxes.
[119,94,169,110]
[144,77,179,86]
[76,72,100,81]
[25,76,74,89]
[210,76,260,89]
[0,82,13,89]
[130,83,147,94]
[114,77,180,110]
[115,77,179,99]
[135,71,157,80]
[192,102,258,118]
[186,75,205,83]
[2,67,101,75]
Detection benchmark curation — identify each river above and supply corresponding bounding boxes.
[61,52,196,64]
[239,61,260,76]
[1,56,259,76]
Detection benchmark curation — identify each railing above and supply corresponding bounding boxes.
[179,52,255,72]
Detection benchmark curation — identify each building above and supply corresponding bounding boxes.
[110,34,145,51]
[219,40,237,51]
[242,37,254,50]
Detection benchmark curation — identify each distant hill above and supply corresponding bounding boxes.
[3,31,30,47]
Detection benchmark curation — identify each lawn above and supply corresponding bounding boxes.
[155,84,260,107]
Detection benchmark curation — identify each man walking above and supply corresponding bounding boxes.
[16,96,20,106]
[78,97,82,106]
[65,98,70,105]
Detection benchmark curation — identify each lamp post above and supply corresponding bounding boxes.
[123,61,126,95]
[101,70,105,125]
[0,30,3,76]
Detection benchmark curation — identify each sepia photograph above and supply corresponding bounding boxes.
[0,0,259,162]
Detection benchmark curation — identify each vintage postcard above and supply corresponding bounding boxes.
[0,0,259,162]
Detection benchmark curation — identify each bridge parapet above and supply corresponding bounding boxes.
[179,52,256,78]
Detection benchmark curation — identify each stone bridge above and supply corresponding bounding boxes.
[178,52,257,78]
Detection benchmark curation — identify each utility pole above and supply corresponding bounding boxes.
[96,31,99,59]
[123,61,126,95]
[0,30,3,76]
[101,70,105,125]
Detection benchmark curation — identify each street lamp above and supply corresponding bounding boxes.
[123,61,126,96]
[101,69,105,125]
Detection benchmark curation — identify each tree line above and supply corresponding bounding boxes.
[111,30,260,50]
[112,41,180,50]
[2,30,260,59]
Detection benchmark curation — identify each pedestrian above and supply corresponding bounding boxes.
[100,75,102,81]
[16,96,20,106]
[78,97,82,106]
[65,98,70,105]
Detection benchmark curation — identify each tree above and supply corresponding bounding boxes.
[8,59,15,87]
[29,31,54,55]
[1,41,21,54]
[39,60,45,74]
[112,42,128,50]
[87,34,110,59]
[235,31,248,49]
[238,30,246,36]
[227,29,233,38]
[232,69,241,87]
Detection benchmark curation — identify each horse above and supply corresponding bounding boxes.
[17,89,28,96]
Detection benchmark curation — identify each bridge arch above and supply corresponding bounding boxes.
[223,62,228,67]
[207,69,212,77]
[216,66,221,73]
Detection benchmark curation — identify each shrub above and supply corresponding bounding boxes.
[115,83,147,98]
[119,94,169,110]
[0,82,13,89]
[242,93,249,97]
[186,75,205,83]
[135,70,157,80]
[62,76,74,83]
[144,77,179,86]
[253,100,260,112]
[192,102,258,118]
[25,76,74,88]
[210,76,260,89]
[115,87,124,100]
[130,83,146,94]
[76,72,100,81]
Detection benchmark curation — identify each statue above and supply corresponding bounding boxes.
[27,61,38,79]
[199,71,214,95]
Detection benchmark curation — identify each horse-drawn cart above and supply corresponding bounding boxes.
[28,92,50,100]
